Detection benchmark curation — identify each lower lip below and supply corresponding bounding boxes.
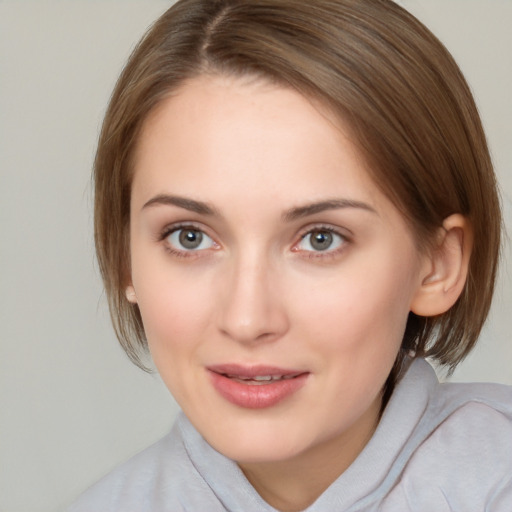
[208,371,309,409]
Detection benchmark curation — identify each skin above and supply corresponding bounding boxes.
[127,74,452,511]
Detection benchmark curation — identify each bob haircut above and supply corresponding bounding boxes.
[94,0,501,383]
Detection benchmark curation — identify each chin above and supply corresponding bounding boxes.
[203,418,315,464]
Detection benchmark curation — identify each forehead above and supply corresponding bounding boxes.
[131,74,390,218]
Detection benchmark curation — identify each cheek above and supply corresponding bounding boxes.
[132,261,216,354]
[134,271,216,405]
[292,254,416,356]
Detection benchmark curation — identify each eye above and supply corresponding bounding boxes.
[166,227,216,251]
[296,228,346,253]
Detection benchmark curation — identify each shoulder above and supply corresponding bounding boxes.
[415,400,512,468]
[66,415,227,512]
[394,383,512,510]
[66,428,184,512]
[429,379,512,463]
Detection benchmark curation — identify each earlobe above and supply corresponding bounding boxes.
[125,285,138,304]
[410,214,472,317]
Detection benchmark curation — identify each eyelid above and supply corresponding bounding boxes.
[158,221,205,241]
[158,222,220,256]
[156,221,351,259]
[296,223,352,242]
[159,219,220,239]
[292,224,351,256]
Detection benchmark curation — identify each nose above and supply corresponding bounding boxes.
[217,252,289,344]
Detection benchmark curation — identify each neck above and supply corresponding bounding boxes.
[238,395,382,512]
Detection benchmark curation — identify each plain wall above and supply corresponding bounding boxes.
[0,1,510,511]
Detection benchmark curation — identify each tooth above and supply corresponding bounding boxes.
[223,373,300,382]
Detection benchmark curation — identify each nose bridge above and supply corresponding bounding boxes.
[218,245,288,343]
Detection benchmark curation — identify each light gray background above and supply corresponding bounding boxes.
[0,1,510,511]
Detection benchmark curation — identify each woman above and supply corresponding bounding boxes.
[69,0,511,510]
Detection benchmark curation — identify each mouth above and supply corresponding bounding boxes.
[219,373,304,384]
[209,364,306,382]
[207,364,309,408]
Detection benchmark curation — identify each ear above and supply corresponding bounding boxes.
[410,214,472,317]
[125,284,138,304]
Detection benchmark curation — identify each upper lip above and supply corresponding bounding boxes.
[207,364,307,379]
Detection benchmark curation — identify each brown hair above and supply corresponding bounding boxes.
[94,0,501,378]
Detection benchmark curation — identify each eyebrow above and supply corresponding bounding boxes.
[142,194,218,216]
[142,194,376,220]
[282,199,377,222]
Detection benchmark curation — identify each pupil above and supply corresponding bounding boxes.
[311,231,332,251]
[179,229,203,249]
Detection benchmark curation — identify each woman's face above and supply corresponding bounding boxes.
[129,74,428,466]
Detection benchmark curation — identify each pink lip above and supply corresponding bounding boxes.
[207,364,309,409]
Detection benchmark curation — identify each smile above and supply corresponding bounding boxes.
[224,373,303,385]
[207,365,309,409]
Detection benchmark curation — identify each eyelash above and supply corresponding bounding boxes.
[157,223,350,260]
[293,225,350,260]
[158,223,218,259]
